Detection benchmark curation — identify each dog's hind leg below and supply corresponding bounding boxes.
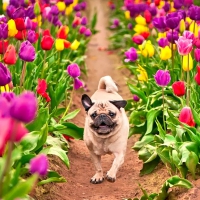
[89,151,104,184]
[106,152,125,182]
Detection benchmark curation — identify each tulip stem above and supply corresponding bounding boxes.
[41,51,47,78]
[60,88,74,122]
[162,87,166,133]
[0,123,17,197]
[20,61,27,91]
[186,55,190,106]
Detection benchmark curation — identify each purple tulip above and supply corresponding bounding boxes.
[67,63,81,78]
[177,10,186,20]
[75,11,82,18]
[0,63,11,86]
[30,154,48,176]
[166,30,179,43]
[124,47,138,62]
[174,0,183,9]
[25,17,32,29]
[158,38,169,48]
[50,5,59,15]
[148,6,157,16]
[12,7,25,19]
[195,49,200,62]
[154,70,171,87]
[25,5,36,19]
[19,41,36,62]
[27,30,37,44]
[74,78,83,90]
[80,2,87,10]
[0,16,7,23]
[0,96,10,117]
[81,16,87,25]
[163,2,170,12]
[74,4,81,12]
[184,0,193,7]
[113,18,119,27]
[6,5,15,19]
[64,0,73,6]
[133,95,140,102]
[79,26,86,34]
[127,23,133,30]
[166,12,181,30]
[10,91,37,123]
[153,17,167,32]
[84,29,92,37]
[188,5,200,21]
[0,23,8,40]
[1,92,15,102]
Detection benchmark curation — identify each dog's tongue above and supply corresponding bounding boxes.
[99,122,107,128]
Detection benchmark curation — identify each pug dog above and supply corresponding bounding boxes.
[81,76,129,184]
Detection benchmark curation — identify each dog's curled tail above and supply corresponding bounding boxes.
[98,76,118,93]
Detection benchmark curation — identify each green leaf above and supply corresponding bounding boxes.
[61,109,80,121]
[129,125,147,138]
[3,175,38,200]
[26,108,49,132]
[156,120,166,140]
[133,135,154,151]
[129,110,146,126]
[40,147,69,168]
[128,83,147,103]
[145,109,161,135]
[186,152,198,179]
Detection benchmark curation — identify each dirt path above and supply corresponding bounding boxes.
[34,1,200,200]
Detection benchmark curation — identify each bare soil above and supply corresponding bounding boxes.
[34,1,200,199]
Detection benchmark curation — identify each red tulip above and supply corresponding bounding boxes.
[0,40,9,54]
[140,32,150,39]
[144,10,152,23]
[15,30,27,40]
[14,18,26,31]
[195,66,200,85]
[43,29,51,36]
[41,34,54,51]
[154,0,160,6]
[179,107,195,127]
[3,44,17,65]
[64,40,71,48]
[172,81,185,97]
[57,26,68,39]
[63,135,74,141]
[36,79,51,102]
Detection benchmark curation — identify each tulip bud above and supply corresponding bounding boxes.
[179,106,195,127]
[160,46,172,60]
[179,19,185,33]
[124,47,138,62]
[57,2,66,12]
[67,63,81,78]
[132,35,145,45]
[84,29,91,37]
[19,41,36,62]
[0,63,11,86]
[70,39,80,50]
[34,2,41,16]
[172,81,185,97]
[55,39,64,51]
[133,95,140,102]
[194,48,200,62]
[7,19,18,37]
[3,44,17,65]
[30,154,48,176]
[182,53,193,71]
[154,70,171,87]
[195,66,200,85]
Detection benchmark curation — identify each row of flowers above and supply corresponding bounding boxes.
[0,0,94,199]
[109,0,200,198]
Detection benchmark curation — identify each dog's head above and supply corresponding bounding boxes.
[81,94,127,137]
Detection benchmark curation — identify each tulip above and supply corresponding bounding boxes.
[127,23,133,30]
[3,44,17,65]
[34,2,41,16]
[193,38,200,49]
[0,23,8,40]
[152,16,166,32]
[27,30,38,43]
[0,40,9,54]
[154,70,171,87]
[140,32,150,39]
[1,92,15,102]
[179,19,185,33]
[133,95,140,102]
[188,5,200,21]
[166,30,179,44]
[57,2,66,12]
[158,38,169,48]
[64,40,71,48]
[37,79,51,102]
[19,41,36,62]
[134,24,149,34]
[135,15,146,26]
[125,10,130,20]
[26,5,35,19]
[25,17,32,29]
[57,26,69,39]
[179,107,195,127]
[160,46,172,60]
[175,36,193,56]
[15,30,27,40]
[124,47,138,62]
[81,16,87,25]
[55,39,64,51]
[67,63,81,78]
[172,81,185,97]
[80,2,87,10]
[183,30,194,40]
[79,26,86,34]
[138,41,154,57]
[137,65,148,82]
[72,17,81,28]
[132,35,145,45]
[174,0,183,9]
[166,12,181,30]
[84,29,92,37]
[194,49,200,62]
[14,18,25,31]
[182,53,193,71]
[144,10,151,23]
[50,5,59,16]
[7,19,18,37]
[6,5,15,19]
[41,34,54,51]
[29,154,48,176]
[10,91,37,123]
[163,2,170,12]
[0,63,11,86]
[64,0,73,6]
[71,39,80,50]
[195,66,200,85]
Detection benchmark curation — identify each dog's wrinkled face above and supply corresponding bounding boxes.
[81,94,127,137]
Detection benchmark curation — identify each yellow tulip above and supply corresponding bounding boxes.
[57,2,66,12]
[72,0,78,6]
[125,11,130,20]
[170,2,176,12]
[179,19,185,33]
[3,3,8,11]
[158,1,165,8]
[186,17,192,24]
[55,39,64,51]
[65,5,73,16]
[189,21,199,37]
[134,24,149,34]
[182,53,193,71]
[137,65,148,82]
[7,19,18,37]
[139,41,154,57]
[71,39,80,50]
[160,46,171,60]
[0,84,10,93]
[135,15,146,25]
[157,32,166,41]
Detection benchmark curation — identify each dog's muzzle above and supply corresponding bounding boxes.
[91,114,117,135]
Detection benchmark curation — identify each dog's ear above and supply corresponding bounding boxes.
[81,94,94,111]
[109,100,127,109]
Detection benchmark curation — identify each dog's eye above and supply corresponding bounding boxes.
[91,112,97,119]
[109,111,116,117]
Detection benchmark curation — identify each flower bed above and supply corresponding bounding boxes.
[0,0,96,198]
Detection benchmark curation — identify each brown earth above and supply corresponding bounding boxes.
[34,0,200,200]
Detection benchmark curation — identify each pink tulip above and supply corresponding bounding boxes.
[179,106,195,127]
[132,35,145,45]
[175,36,193,55]
[183,30,194,40]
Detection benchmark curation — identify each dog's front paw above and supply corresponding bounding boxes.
[90,173,104,184]
[106,172,116,183]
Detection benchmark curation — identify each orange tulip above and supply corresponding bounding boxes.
[3,44,17,65]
